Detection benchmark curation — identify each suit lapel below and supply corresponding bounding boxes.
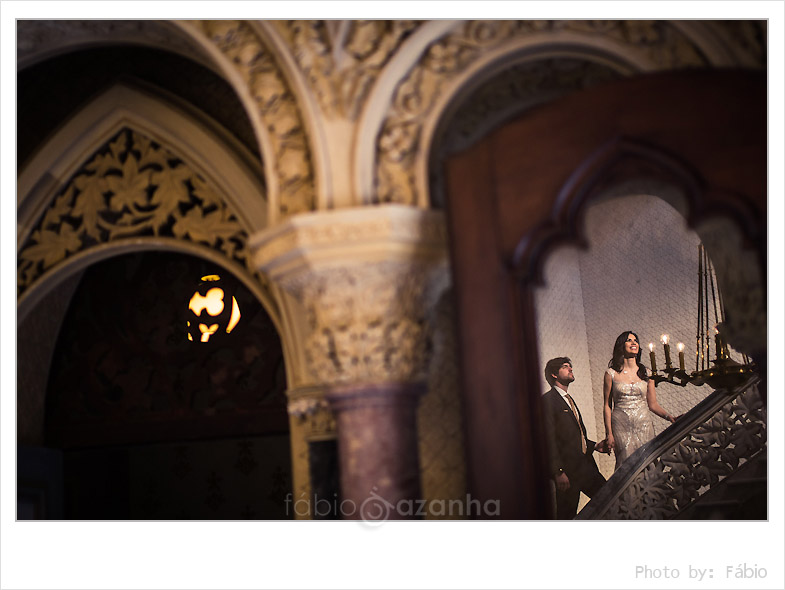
[552,387,585,436]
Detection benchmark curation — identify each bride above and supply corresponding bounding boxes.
[603,331,676,470]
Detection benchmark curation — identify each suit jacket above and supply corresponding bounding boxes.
[543,387,600,486]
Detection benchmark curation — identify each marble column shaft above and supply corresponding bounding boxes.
[251,205,449,520]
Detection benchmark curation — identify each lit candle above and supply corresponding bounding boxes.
[649,342,657,373]
[661,334,672,369]
[677,342,685,371]
[714,326,725,359]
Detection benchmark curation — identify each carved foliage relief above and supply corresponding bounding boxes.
[375,20,710,206]
[284,263,433,385]
[191,20,315,218]
[18,128,250,298]
[278,20,420,120]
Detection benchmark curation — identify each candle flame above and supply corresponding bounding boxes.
[677,342,684,352]
[649,343,654,352]
[661,334,669,345]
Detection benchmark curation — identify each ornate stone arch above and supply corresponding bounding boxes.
[17,84,280,331]
[16,20,219,72]
[512,135,765,361]
[365,19,761,209]
[17,20,321,222]
[175,20,318,221]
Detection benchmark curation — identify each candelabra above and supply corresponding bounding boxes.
[649,245,756,390]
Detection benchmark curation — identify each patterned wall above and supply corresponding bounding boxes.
[536,248,595,437]
[44,251,292,519]
[64,435,292,519]
[46,251,288,448]
[127,435,291,519]
[418,289,467,518]
[536,194,720,482]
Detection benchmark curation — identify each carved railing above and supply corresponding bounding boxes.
[577,374,765,520]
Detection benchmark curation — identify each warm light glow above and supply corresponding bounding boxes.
[677,342,684,352]
[199,323,219,342]
[661,334,669,345]
[187,276,242,343]
[189,287,225,317]
[226,296,241,333]
[649,343,654,352]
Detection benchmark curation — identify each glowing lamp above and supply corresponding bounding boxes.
[186,274,241,343]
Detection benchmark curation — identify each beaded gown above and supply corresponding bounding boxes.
[607,367,655,470]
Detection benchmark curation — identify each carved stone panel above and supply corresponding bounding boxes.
[276,20,420,120]
[376,19,712,207]
[189,20,316,219]
[251,206,450,387]
[18,128,251,300]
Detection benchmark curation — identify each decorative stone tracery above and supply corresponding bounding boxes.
[583,382,766,520]
[374,19,714,207]
[17,128,251,300]
[275,20,421,120]
[15,18,768,521]
[253,205,448,384]
[184,20,317,220]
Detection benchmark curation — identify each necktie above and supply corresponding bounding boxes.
[565,394,588,454]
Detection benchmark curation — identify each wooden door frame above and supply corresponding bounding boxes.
[444,70,766,519]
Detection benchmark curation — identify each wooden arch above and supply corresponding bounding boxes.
[443,69,766,519]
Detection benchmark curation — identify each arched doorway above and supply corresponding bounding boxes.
[443,69,766,519]
[38,250,290,519]
[16,43,294,519]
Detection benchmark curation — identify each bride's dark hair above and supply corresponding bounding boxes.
[608,330,649,381]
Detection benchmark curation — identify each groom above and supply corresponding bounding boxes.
[542,357,609,519]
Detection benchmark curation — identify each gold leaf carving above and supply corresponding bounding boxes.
[151,164,192,210]
[41,186,76,230]
[20,225,82,269]
[105,155,151,211]
[17,128,251,298]
[72,174,107,240]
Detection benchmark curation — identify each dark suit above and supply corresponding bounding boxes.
[543,387,606,519]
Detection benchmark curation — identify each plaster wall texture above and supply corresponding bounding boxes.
[537,194,716,482]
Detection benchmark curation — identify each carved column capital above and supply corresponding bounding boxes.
[287,384,337,441]
[250,205,449,387]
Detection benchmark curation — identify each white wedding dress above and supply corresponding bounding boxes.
[607,367,655,470]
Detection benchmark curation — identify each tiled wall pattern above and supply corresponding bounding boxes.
[127,435,292,519]
[419,289,467,518]
[535,247,596,439]
[537,194,718,482]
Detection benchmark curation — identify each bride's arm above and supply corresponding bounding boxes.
[646,378,676,423]
[602,371,615,449]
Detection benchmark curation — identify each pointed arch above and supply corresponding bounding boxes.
[17,84,279,329]
[442,69,766,518]
[511,136,762,287]
[173,20,317,221]
[363,19,727,209]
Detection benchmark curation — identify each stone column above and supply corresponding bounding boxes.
[251,205,448,520]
